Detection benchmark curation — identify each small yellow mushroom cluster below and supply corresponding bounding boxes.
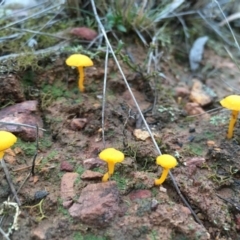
[98,148,178,185]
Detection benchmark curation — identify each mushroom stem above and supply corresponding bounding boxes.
[155,168,169,185]
[108,161,115,175]
[102,161,115,182]
[227,110,239,139]
[77,66,85,92]
[102,173,110,182]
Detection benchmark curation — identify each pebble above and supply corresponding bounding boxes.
[83,158,105,170]
[60,172,79,203]
[128,189,152,201]
[60,161,74,172]
[80,170,103,180]
[70,118,87,131]
[70,27,98,40]
[68,181,119,227]
[34,190,49,201]
[189,79,214,106]
[159,186,167,193]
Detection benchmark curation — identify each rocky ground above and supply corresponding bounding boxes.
[0,41,240,240]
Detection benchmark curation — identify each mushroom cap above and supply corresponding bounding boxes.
[66,54,93,67]
[99,148,124,163]
[220,95,240,111]
[0,131,17,152]
[156,154,178,169]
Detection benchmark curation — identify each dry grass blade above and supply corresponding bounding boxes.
[153,0,185,22]
[0,227,10,240]
[213,0,240,51]
[1,159,21,206]
[0,3,61,31]
[219,12,240,27]
[101,46,109,148]
[0,121,46,131]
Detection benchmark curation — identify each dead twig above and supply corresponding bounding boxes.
[0,227,10,240]
[31,125,39,176]
[0,122,46,132]
[0,3,62,31]
[1,159,21,206]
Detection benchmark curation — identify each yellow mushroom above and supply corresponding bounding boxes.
[0,131,17,159]
[99,148,124,182]
[155,154,178,185]
[0,131,20,205]
[220,95,240,139]
[66,54,93,92]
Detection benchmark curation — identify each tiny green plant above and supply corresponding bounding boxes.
[73,232,106,240]
[23,199,47,222]
[158,106,178,122]
[15,139,36,157]
[111,171,128,191]
[106,12,127,32]
[209,115,228,126]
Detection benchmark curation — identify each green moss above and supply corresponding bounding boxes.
[73,232,106,240]
[111,171,128,190]
[57,198,70,217]
[184,143,204,156]
[15,139,36,156]
[75,165,85,175]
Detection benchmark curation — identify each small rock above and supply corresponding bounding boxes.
[60,172,79,203]
[129,189,152,201]
[184,157,206,167]
[70,118,87,131]
[80,170,103,180]
[180,206,191,215]
[189,126,195,133]
[62,200,73,209]
[60,161,74,172]
[133,129,158,141]
[151,198,159,211]
[159,186,167,193]
[83,158,105,170]
[0,74,25,105]
[133,129,150,141]
[34,190,49,201]
[68,181,119,227]
[197,212,205,220]
[189,80,214,106]
[0,100,43,141]
[132,171,155,188]
[70,27,98,40]
[185,102,209,118]
[31,220,50,240]
[184,157,206,175]
[207,140,216,147]
[175,86,190,97]
[235,214,240,230]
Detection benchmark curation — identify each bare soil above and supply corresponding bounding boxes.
[1,43,240,240]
